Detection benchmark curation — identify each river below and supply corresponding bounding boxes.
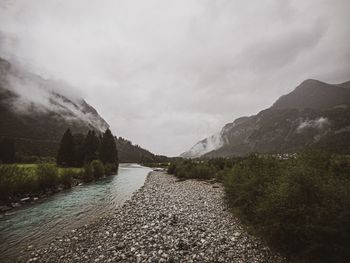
[0,163,152,260]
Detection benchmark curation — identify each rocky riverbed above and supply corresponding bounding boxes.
[17,172,286,263]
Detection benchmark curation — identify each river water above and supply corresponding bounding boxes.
[0,163,152,260]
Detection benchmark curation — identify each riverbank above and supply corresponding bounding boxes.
[1,164,150,261]
[16,171,285,262]
[0,162,118,214]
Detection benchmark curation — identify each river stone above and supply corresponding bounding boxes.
[18,172,286,263]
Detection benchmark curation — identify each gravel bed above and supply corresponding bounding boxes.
[18,172,286,263]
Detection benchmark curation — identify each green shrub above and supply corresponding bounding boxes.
[0,165,35,201]
[223,152,350,262]
[59,168,79,188]
[104,163,117,175]
[36,163,59,189]
[224,155,282,221]
[83,163,94,182]
[90,160,105,179]
[167,158,240,180]
[167,162,177,174]
[329,154,350,178]
[173,160,195,179]
[188,163,216,179]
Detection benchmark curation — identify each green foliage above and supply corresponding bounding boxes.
[0,165,36,201]
[82,163,94,182]
[168,153,350,262]
[57,129,75,167]
[167,162,177,174]
[73,133,86,167]
[99,129,118,165]
[223,152,350,262]
[167,160,216,180]
[36,163,59,189]
[90,160,105,179]
[167,157,241,180]
[15,154,56,164]
[167,157,242,181]
[116,137,171,163]
[84,130,100,163]
[104,163,118,175]
[0,137,15,163]
[57,128,120,171]
[207,157,238,171]
[329,154,350,178]
[58,168,81,188]
[0,164,87,202]
[188,162,216,179]
[224,154,282,222]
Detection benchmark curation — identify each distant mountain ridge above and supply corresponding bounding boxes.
[272,79,350,110]
[0,57,158,161]
[182,79,350,158]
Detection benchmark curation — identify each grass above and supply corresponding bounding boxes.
[0,163,84,203]
[16,163,83,173]
[16,163,38,169]
[0,161,117,204]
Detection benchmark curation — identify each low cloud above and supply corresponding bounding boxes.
[297,117,330,132]
[1,61,108,131]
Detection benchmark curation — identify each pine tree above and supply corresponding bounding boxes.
[84,130,100,163]
[57,129,75,167]
[73,133,86,166]
[99,129,118,165]
[0,138,15,163]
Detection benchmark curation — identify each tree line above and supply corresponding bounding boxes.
[0,138,15,164]
[57,128,118,171]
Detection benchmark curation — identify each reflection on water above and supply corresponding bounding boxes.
[0,163,151,259]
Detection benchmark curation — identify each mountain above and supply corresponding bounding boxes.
[180,132,224,158]
[0,57,159,161]
[116,137,169,163]
[182,79,350,158]
[272,79,350,110]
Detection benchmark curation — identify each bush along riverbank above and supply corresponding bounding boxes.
[0,128,119,212]
[0,160,117,212]
[167,151,350,263]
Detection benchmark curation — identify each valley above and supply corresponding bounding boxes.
[1,57,350,263]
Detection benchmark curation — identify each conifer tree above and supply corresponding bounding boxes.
[73,133,86,166]
[84,130,100,163]
[0,138,15,163]
[99,129,118,165]
[57,129,75,166]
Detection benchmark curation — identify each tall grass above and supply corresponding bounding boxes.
[0,164,83,203]
[0,165,36,200]
[0,161,117,203]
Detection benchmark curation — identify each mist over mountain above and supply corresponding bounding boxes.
[182,79,350,158]
[0,57,157,161]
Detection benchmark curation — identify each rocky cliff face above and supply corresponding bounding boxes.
[183,79,350,158]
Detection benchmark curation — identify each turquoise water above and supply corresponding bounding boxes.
[0,163,152,259]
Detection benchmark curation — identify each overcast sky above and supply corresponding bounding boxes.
[0,0,349,156]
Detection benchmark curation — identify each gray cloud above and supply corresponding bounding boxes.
[241,19,327,72]
[0,0,349,156]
